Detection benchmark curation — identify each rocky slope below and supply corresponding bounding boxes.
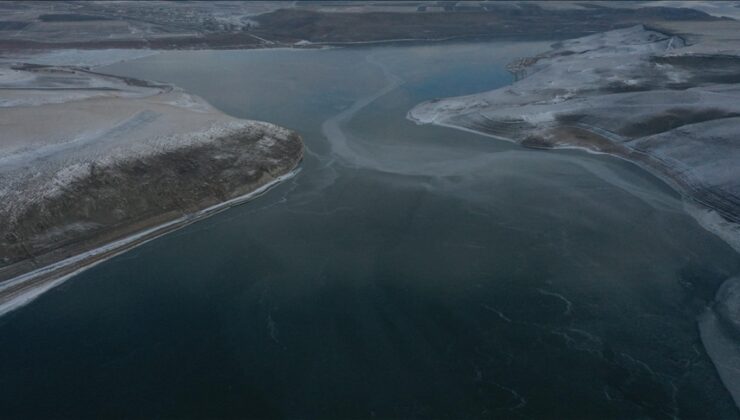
[0,63,303,313]
[409,25,740,252]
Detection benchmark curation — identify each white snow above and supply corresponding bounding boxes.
[0,62,292,228]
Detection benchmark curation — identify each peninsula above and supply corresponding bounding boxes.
[0,63,303,315]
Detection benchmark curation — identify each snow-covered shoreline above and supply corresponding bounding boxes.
[408,25,740,256]
[410,108,740,256]
[0,166,300,317]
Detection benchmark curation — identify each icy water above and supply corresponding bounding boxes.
[2,42,740,419]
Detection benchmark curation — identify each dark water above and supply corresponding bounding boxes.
[2,42,740,419]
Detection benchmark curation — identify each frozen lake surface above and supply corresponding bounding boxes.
[1,41,739,418]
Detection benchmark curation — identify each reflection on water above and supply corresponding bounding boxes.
[1,42,739,419]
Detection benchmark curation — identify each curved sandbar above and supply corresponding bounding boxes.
[0,64,303,316]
